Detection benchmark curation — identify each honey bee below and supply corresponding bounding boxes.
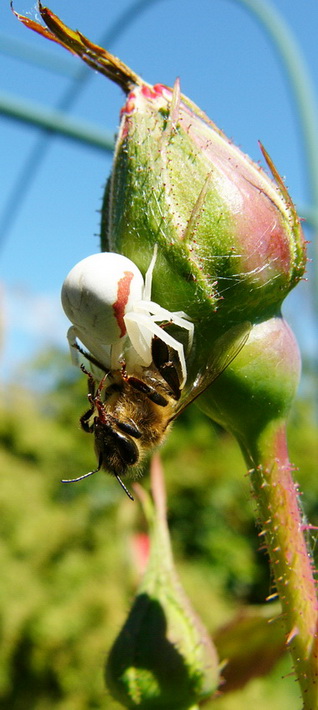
[61,247,250,499]
[62,324,250,500]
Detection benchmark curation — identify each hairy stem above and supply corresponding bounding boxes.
[244,419,318,708]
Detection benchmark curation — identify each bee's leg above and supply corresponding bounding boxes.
[125,374,169,407]
[80,363,96,395]
[79,365,110,432]
[80,348,110,373]
[80,364,108,401]
[80,407,95,433]
[77,365,96,432]
[151,336,182,400]
[68,328,110,374]
[114,418,142,439]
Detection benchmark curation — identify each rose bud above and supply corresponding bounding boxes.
[197,315,302,451]
[105,455,219,709]
[16,9,315,703]
[15,5,306,337]
[102,88,306,330]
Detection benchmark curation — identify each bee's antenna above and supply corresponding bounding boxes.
[61,466,134,501]
[61,468,99,483]
[115,474,134,501]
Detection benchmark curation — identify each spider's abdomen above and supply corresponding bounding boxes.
[61,252,144,355]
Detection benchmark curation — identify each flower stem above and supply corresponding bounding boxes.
[243,419,318,709]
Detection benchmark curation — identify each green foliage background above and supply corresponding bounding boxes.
[0,351,317,709]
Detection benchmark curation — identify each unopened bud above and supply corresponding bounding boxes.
[197,316,301,456]
[103,83,306,326]
[105,456,219,709]
[16,5,306,337]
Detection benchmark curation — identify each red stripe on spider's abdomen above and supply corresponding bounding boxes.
[113,271,134,337]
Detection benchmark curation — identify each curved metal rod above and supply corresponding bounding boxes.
[3,0,317,253]
[0,0,166,244]
[232,0,318,249]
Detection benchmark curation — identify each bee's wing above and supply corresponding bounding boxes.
[170,321,251,420]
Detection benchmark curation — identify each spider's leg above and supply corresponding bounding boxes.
[67,326,82,367]
[143,244,158,301]
[134,301,194,350]
[110,337,127,370]
[124,312,187,386]
[67,327,110,373]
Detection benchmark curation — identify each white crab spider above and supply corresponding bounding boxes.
[61,246,193,387]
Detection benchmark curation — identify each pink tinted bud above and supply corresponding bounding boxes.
[103,81,306,322]
[15,5,306,325]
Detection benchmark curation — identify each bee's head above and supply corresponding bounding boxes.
[94,419,139,474]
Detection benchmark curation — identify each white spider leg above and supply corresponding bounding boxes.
[123,312,153,364]
[67,326,82,367]
[151,312,194,352]
[143,244,158,302]
[133,300,194,351]
[169,310,191,318]
[124,312,187,387]
[110,336,127,370]
[67,326,113,377]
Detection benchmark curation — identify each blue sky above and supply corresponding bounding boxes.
[1,0,318,384]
